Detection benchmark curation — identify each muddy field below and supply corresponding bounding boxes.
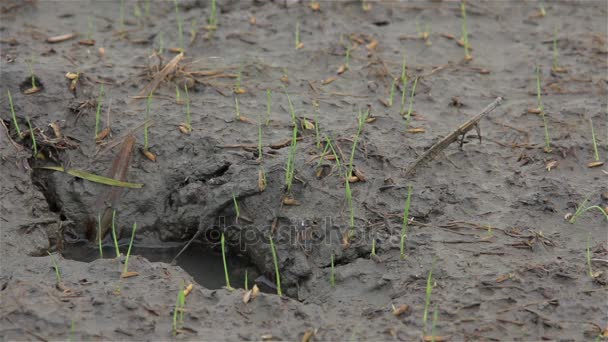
[1,0,607,340]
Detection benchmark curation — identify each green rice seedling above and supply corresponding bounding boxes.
[26,117,37,156]
[266,89,272,125]
[313,100,321,148]
[539,1,546,17]
[235,64,244,92]
[97,214,103,258]
[586,234,594,278]
[552,25,559,71]
[295,22,303,49]
[345,177,354,235]
[460,1,472,61]
[189,19,198,44]
[158,32,164,54]
[86,16,94,41]
[283,85,297,125]
[221,233,234,290]
[536,66,552,153]
[234,96,240,120]
[316,141,330,169]
[122,222,137,275]
[244,270,249,291]
[422,259,436,333]
[175,84,181,103]
[69,318,75,342]
[133,2,142,24]
[569,196,608,224]
[399,53,408,114]
[47,251,61,283]
[7,90,22,138]
[257,119,263,161]
[208,0,217,29]
[269,234,282,296]
[172,282,186,335]
[26,56,37,90]
[119,0,125,33]
[111,209,121,258]
[94,84,104,140]
[344,44,351,69]
[145,0,150,17]
[285,125,298,193]
[325,135,342,173]
[371,238,376,257]
[400,185,413,259]
[430,303,439,342]
[183,85,191,132]
[144,91,152,151]
[589,118,600,162]
[232,192,240,222]
[404,77,419,128]
[388,78,397,107]
[330,254,335,288]
[347,108,369,177]
[174,0,184,51]
[416,16,432,45]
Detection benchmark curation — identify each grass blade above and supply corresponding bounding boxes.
[269,234,282,296]
[38,166,144,188]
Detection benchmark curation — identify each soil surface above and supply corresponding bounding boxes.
[1,0,607,340]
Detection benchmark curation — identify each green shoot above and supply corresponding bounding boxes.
[344,45,351,69]
[26,117,37,156]
[244,270,249,291]
[552,24,559,71]
[269,234,282,296]
[590,118,600,162]
[144,91,152,151]
[145,0,150,17]
[266,89,272,125]
[172,282,186,335]
[221,233,233,290]
[175,84,181,103]
[460,1,471,60]
[539,2,546,17]
[87,16,94,41]
[316,141,330,169]
[330,254,335,288]
[232,192,240,222]
[404,77,419,128]
[326,135,342,173]
[422,259,436,333]
[234,96,240,120]
[371,238,376,257]
[416,16,432,44]
[208,0,217,29]
[347,108,369,177]
[122,222,137,275]
[345,178,354,235]
[295,22,302,49]
[184,85,191,131]
[94,84,104,140]
[235,65,243,91]
[388,78,397,107]
[133,2,142,23]
[283,85,296,125]
[26,56,36,89]
[486,224,493,238]
[431,303,439,342]
[158,32,164,54]
[69,318,75,342]
[97,214,103,258]
[257,119,263,161]
[587,234,594,278]
[285,125,298,193]
[536,66,551,153]
[111,209,120,258]
[7,90,21,138]
[190,19,198,44]
[569,199,608,224]
[313,100,321,148]
[400,53,408,84]
[174,0,184,52]
[119,0,125,33]
[400,185,413,259]
[47,251,61,283]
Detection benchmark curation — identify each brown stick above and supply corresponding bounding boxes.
[403,97,503,177]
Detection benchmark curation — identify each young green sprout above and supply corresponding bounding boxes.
[94,84,104,140]
[26,56,37,90]
[539,1,546,17]
[536,66,552,153]
[221,233,234,290]
[589,118,602,166]
[587,234,594,279]
[388,78,397,107]
[330,253,335,288]
[174,0,184,52]
[143,92,152,151]
[183,85,191,132]
[189,19,198,44]
[283,85,297,125]
[26,117,37,156]
[345,109,369,238]
[285,124,298,194]
[145,0,150,18]
[232,192,240,222]
[119,0,125,33]
[234,96,241,120]
[97,214,103,258]
[399,54,408,114]
[269,234,282,296]
[172,282,186,335]
[122,222,137,276]
[345,178,354,236]
[47,251,62,283]
[371,237,376,257]
[257,119,264,162]
[244,270,249,291]
[86,15,94,41]
[568,196,608,224]
[266,89,272,125]
[7,90,22,138]
[111,209,121,258]
[234,65,245,94]
[422,259,436,333]
[208,0,217,29]
[313,100,321,148]
[400,185,413,259]
[430,303,439,341]
[460,1,472,61]
[552,25,566,73]
[158,32,165,54]
[404,77,419,128]
[416,16,432,46]
[295,22,303,49]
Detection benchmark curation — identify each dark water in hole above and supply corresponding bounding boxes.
[63,241,257,290]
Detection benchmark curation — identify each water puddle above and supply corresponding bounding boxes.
[63,241,257,290]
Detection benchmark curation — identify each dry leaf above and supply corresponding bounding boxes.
[365,39,378,51]
[392,304,409,316]
[96,127,110,142]
[587,161,604,168]
[183,283,193,297]
[422,336,449,342]
[49,122,62,139]
[353,168,366,182]
[238,116,256,124]
[362,2,372,11]
[258,169,267,192]
[47,33,76,43]
[169,47,183,53]
[283,197,300,206]
[121,271,139,278]
[464,55,473,62]
[528,108,542,114]
[495,273,511,283]
[23,86,41,95]
[234,87,247,94]
[322,76,337,85]
[552,66,568,73]
[78,39,95,46]
[407,128,425,133]
[365,117,376,123]
[301,329,315,342]
[545,160,557,171]
[441,33,455,40]
[141,149,157,162]
[337,64,348,75]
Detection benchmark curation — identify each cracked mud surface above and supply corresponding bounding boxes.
[1,0,607,340]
